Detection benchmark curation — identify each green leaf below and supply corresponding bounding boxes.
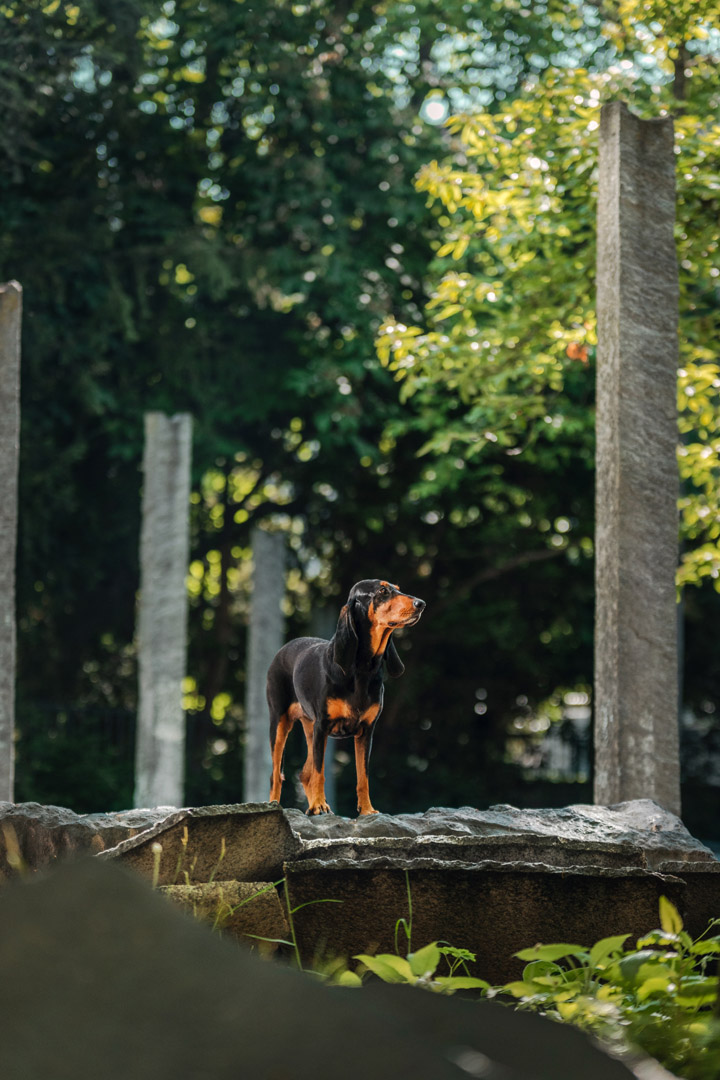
[433,976,490,992]
[676,991,719,1008]
[438,945,477,964]
[522,960,564,984]
[515,944,586,963]
[618,951,669,985]
[373,954,414,980]
[408,942,442,977]
[689,937,720,955]
[589,934,631,969]
[502,980,545,999]
[434,303,463,321]
[452,234,470,261]
[659,896,684,936]
[637,975,675,1001]
[353,955,410,984]
[675,976,720,1007]
[335,970,363,988]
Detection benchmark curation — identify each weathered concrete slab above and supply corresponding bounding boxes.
[286,799,720,875]
[160,880,289,953]
[98,802,301,885]
[0,858,647,1080]
[282,800,720,983]
[0,801,173,880]
[284,860,691,985]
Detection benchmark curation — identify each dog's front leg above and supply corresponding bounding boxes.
[300,719,332,815]
[354,724,379,816]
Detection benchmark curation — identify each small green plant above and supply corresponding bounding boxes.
[394,869,414,955]
[248,878,344,972]
[207,835,226,885]
[496,896,720,1080]
[344,870,488,994]
[211,879,285,934]
[151,828,219,890]
[353,940,490,995]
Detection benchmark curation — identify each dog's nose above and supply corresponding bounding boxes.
[413,597,426,611]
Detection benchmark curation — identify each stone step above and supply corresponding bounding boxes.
[160,880,289,954]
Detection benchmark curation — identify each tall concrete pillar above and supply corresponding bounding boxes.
[594,101,680,814]
[0,282,21,803]
[243,527,285,803]
[134,412,192,808]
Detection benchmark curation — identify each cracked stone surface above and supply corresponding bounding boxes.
[97,803,301,884]
[3,798,718,882]
[0,801,173,880]
[284,799,720,875]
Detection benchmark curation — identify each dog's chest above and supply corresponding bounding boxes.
[325,686,383,737]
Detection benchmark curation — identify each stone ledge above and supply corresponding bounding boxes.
[284,799,720,875]
[283,861,718,985]
[159,880,289,953]
[0,800,174,879]
[97,803,300,885]
[3,797,718,888]
[286,854,687,879]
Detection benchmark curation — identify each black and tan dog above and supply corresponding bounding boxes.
[267,579,425,816]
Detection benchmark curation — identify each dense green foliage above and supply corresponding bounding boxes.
[322,895,720,1079]
[2,1,719,819]
[500,897,720,1080]
[379,2,720,572]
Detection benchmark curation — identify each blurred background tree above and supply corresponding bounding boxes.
[1,0,718,834]
[377,0,720,829]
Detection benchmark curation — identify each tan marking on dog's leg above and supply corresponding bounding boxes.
[269,711,295,802]
[361,703,380,725]
[301,717,331,815]
[354,730,378,816]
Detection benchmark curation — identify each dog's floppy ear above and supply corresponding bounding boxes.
[333,600,358,675]
[384,636,405,679]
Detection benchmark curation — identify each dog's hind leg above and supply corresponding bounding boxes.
[269,710,295,803]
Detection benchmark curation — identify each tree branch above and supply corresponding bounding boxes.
[432,547,567,615]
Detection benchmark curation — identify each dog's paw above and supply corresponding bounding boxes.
[357,807,379,816]
[306,802,333,816]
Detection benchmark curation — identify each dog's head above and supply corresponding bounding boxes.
[351,579,426,629]
[333,579,425,677]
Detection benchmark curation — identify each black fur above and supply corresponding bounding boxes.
[267,579,425,816]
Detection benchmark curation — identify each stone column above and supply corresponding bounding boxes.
[243,528,285,803]
[594,101,680,814]
[134,413,192,808]
[0,282,21,803]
